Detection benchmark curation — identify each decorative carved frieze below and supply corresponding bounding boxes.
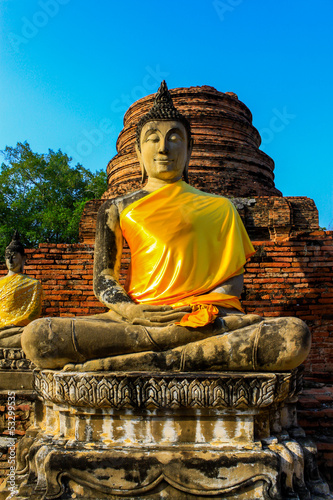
[0,348,34,370]
[34,369,302,409]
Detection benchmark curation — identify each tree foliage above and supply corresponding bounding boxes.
[0,142,107,259]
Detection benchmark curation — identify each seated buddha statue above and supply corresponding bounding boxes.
[22,82,311,372]
[0,232,43,348]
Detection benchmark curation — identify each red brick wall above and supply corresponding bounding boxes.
[297,386,333,486]
[243,231,333,377]
[0,398,34,439]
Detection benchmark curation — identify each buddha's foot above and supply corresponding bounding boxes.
[63,359,114,372]
[0,326,23,348]
[63,346,184,372]
[220,313,262,332]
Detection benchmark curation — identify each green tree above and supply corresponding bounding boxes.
[0,142,107,260]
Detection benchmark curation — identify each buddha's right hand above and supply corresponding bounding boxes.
[110,302,192,326]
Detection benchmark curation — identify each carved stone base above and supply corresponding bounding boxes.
[0,348,34,371]
[14,370,333,499]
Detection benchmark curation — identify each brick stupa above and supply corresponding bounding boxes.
[80,86,318,242]
[104,86,281,198]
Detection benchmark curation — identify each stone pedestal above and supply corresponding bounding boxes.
[15,370,332,499]
[0,348,34,392]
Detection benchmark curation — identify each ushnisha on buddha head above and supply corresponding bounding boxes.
[135,81,193,186]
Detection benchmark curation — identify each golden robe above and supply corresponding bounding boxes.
[0,274,43,328]
[120,181,255,327]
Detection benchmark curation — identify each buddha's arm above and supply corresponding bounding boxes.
[93,200,190,324]
[93,200,132,306]
[212,274,244,298]
[209,274,244,316]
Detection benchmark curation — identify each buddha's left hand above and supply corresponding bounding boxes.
[131,305,192,327]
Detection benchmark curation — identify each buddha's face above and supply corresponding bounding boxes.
[5,250,25,274]
[137,120,191,182]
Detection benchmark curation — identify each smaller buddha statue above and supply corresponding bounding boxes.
[0,232,43,348]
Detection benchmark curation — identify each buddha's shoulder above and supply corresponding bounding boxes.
[98,189,149,216]
[185,184,235,206]
[21,274,42,285]
[0,274,40,285]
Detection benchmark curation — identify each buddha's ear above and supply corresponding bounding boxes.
[183,138,194,184]
[183,167,189,184]
[141,167,148,185]
[21,254,27,273]
[188,137,194,155]
[135,143,147,185]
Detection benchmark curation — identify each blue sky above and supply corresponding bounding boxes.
[0,0,332,228]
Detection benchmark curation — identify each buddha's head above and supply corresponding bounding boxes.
[135,81,193,184]
[5,231,26,274]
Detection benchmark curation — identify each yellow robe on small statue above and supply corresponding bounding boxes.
[0,274,43,328]
[120,181,255,327]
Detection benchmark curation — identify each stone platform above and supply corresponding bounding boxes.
[14,370,332,499]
